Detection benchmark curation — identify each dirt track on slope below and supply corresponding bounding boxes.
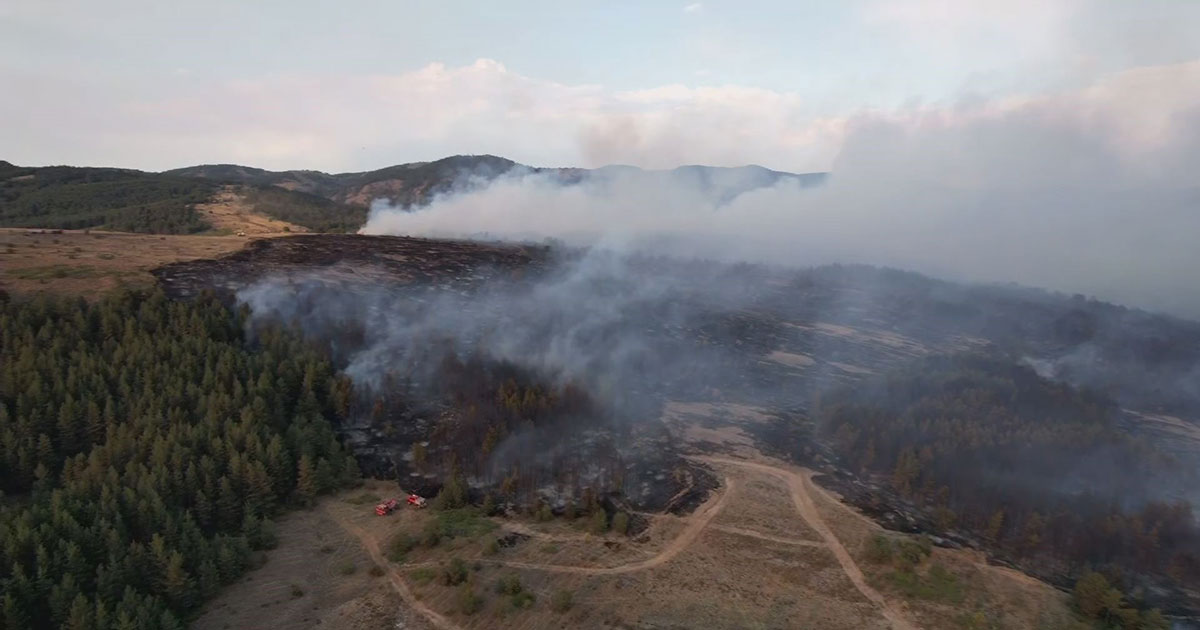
[492,476,735,575]
[321,503,461,630]
[702,457,915,630]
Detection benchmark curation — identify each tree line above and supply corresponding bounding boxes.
[0,289,359,629]
[818,353,1200,612]
[0,166,214,234]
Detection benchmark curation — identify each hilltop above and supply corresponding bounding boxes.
[1,155,826,236]
[166,154,827,209]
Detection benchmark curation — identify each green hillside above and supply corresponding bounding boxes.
[0,165,216,233]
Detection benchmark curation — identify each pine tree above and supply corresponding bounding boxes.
[64,594,94,630]
[296,455,317,506]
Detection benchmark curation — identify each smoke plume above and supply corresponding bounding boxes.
[363,60,1200,319]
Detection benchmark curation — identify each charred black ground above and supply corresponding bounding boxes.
[155,233,1200,616]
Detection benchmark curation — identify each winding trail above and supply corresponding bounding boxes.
[321,503,462,630]
[701,457,915,630]
[325,458,914,630]
[489,476,736,575]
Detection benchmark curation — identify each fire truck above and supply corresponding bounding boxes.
[375,494,427,515]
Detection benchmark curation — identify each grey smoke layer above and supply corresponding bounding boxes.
[363,62,1200,319]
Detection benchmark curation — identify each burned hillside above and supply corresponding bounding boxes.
[153,234,1200,615]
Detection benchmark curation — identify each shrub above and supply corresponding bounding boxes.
[886,563,963,603]
[440,557,469,586]
[495,574,523,596]
[388,533,418,562]
[590,510,608,534]
[337,561,356,575]
[290,584,304,598]
[510,591,536,610]
[865,535,894,564]
[368,565,385,577]
[456,584,484,615]
[422,523,442,548]
[427,508,497,542]
[434,474,468,510]
[612,512,629,535]
[551,589,574,613]
[410,567,436,585]
[894,537,931,569]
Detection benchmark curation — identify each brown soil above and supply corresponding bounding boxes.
[205,437,1077,630]
[192,502,416,630]
[193,185,309,235]
[703,456,916,630]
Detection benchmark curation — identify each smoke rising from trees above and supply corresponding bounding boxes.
[363,60,1200,318]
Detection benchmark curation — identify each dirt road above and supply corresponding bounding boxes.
[326,458,915,630]
[702,457,915,630]
[492,477,736,575]
[321,504,462,630]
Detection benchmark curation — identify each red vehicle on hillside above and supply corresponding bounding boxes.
[374,498,399,516]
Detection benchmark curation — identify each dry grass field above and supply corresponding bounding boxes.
[226,411,1075,630]
[194,185,309,236]
[0,228,268,298]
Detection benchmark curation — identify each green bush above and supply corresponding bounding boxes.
[427,508,497,541]
[551,589,574,613]
[510,591,536,610]
[886,563,963,603]
[865,535,894,564]
[495,574,523,596]
[590,510,608,534]
[456,584,484,615]
[440,557,469,586]
[410,567,436,585]
[612,512,629,535]
[388,532,419,562]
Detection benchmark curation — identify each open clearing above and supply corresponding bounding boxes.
[192,503,406,630]
[220,413,1075,630]
[0,227,264,298]
[194,185,309,235]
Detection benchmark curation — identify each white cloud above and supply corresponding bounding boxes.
[683,3,703,14]
[0,58,841,172]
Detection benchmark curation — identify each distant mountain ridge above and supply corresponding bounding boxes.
[1,155,826,234]
[165,154,827,209]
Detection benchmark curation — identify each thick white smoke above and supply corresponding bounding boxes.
[363,61,1200,318]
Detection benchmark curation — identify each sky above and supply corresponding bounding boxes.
[5,0,1200,315]
[3,0,1199,172]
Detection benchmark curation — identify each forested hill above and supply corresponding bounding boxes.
[2,156,823,235]
[0,165,216,233]
[819,353,1200,614]
[0,163,365,234]
[166,154,827,209]
[0,290,359,628]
